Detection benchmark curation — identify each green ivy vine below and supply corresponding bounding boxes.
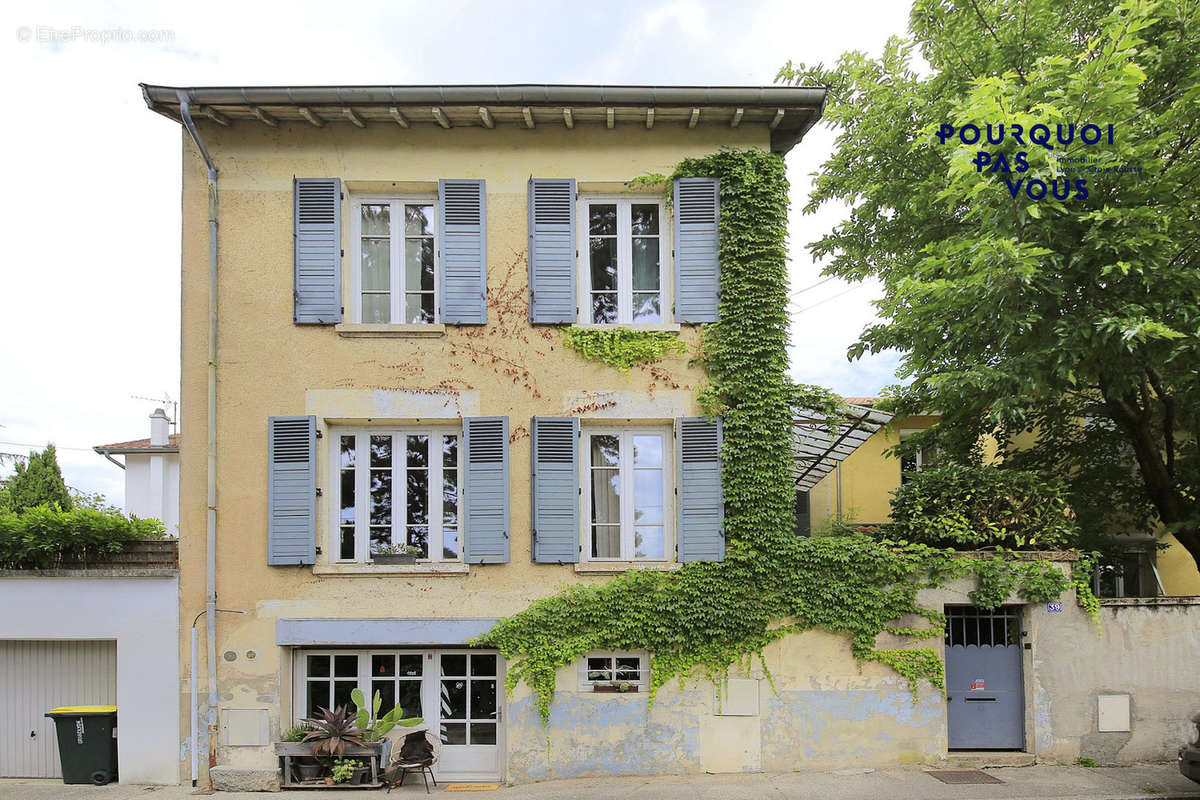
[561,327,687,371]
[477,148,1097,724]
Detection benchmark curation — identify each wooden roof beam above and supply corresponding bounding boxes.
[298,107,324,128]
[250,106,278,127]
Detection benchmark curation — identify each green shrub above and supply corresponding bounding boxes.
[885,464,1080,550]
[0,505,166,569]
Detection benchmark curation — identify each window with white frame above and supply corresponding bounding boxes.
[578,651,649,689]
[583,428,671,561]
[899,429,936,485]
[580,197,667,324]
[298,651,425,721]
[334,428,461,562]
[352,197,437,324]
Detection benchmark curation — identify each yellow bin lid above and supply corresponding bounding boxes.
[50,706,116,714]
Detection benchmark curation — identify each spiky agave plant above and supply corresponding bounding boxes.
[301,706,366,756]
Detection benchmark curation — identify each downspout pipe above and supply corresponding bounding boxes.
[177,90,220,788]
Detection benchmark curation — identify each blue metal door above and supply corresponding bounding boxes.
[945,606,1024,749]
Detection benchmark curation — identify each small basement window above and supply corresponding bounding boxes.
[578,651,649,691]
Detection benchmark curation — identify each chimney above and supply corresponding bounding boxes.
[150,408,170,447]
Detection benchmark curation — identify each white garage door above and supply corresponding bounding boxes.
[0,640,117,778]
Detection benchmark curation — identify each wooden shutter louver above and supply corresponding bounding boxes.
[528,178,576,323]
[531,417,579,563]
[463,417,510,563]
[677,417,724,562]
[293,178,342,324]
[673,177,720,323]
[267,415,317,565]
[439,179,487,324]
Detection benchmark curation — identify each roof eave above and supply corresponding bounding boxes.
[138,83,828,155]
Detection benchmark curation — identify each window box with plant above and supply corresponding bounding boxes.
[592,680,639,694]
[372,544,423,565]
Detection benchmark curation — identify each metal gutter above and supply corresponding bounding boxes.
[141,83,827,109]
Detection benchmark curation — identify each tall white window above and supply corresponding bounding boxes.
[334,429,461,562]
[352,197,437,323]
[579,197,666,324]
[584,428,671,561]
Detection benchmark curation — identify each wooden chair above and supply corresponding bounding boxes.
[384,729,440,794]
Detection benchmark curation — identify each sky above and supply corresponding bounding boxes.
[0,0,912,507]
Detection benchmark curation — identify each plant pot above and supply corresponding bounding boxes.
[351,765,371,785]
[295,761,323,782]
[592,684,638,693]
[373,553,416,565]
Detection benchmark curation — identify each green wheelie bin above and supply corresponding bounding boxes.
[45,706,118,785]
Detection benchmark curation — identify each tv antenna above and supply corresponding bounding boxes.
[131,393,178,434]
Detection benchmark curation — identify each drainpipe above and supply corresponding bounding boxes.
[177,91,220,788]
[191,609,246,786]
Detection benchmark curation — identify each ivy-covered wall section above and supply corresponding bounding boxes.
[479,148,1090,723]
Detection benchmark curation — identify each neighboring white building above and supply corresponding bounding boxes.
[94,409,180,536]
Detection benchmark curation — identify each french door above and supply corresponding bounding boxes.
[433,651,501,779]
[294,648,503,781]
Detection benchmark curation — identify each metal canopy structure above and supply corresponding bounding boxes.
[792,403,894,490]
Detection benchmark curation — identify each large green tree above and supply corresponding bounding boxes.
[780,0,1200,568]
[5,444,73,513]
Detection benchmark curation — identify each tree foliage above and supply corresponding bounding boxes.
[0,505,165,569]
[886,464,1080,549]
[4,444,72,513]
[780,0,1200,568]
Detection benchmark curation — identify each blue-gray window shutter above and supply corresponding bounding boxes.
[464,417,509,564]
[677,417,724,562]
[439,179,487,324]
[673,177,720,323]
[531,417,580,563]
[528,178,576,323]
[267,415,317,565]
[293,178,342,324]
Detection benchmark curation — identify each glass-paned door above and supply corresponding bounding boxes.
[434,652,501,779]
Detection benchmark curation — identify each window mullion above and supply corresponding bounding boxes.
[392,432,402,551]
[356,433,369,562]
[391,201,403,323]
[430,432,443,562]
[618,201,632,323]
[621,431,634,559]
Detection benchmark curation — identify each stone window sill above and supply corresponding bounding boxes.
[335,323,446,338]
[574,562,681,574]
[313,562,469,576]
[571,323,681,333]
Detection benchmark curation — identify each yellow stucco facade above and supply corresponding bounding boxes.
[808,415,938,531]
[181,117,928,786]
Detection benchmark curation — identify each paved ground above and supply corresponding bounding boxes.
[2,764,1198,800]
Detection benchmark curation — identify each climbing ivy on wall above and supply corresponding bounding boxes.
[561,327,687,371]
[478,148,1095,723]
